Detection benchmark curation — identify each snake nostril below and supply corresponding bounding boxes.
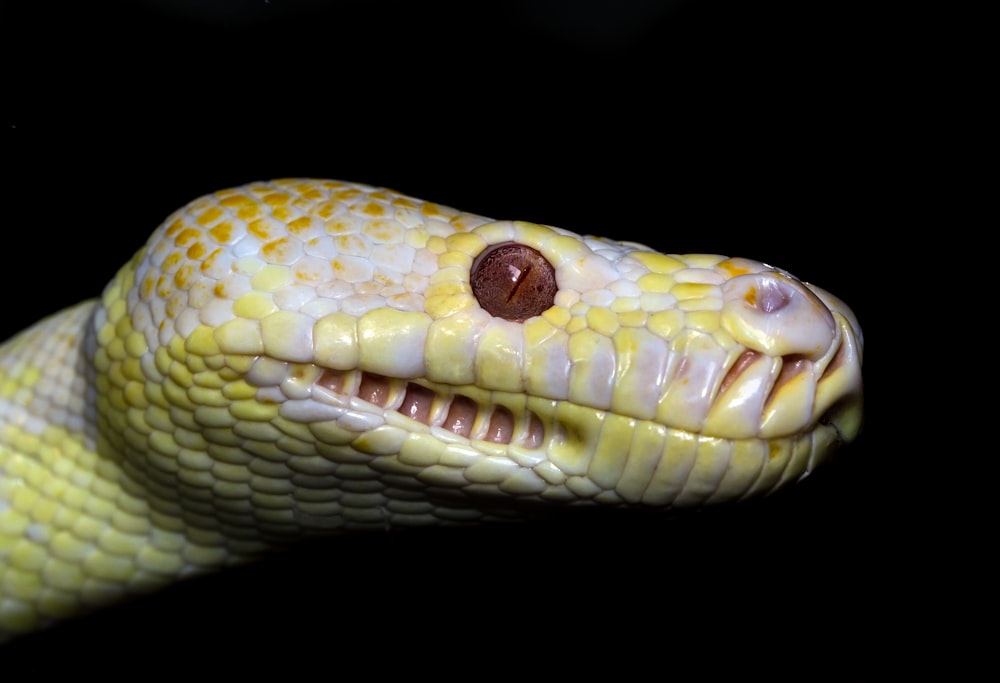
[746,277,793,313]
[471,242,558,322]
[721,272,838,359]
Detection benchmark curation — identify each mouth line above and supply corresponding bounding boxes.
[315,369,546,449]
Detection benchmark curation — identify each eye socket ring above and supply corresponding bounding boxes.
[471,242,558,322]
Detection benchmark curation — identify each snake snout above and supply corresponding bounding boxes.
[720,271,839,360]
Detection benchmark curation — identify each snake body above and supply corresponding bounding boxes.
[0,179,863,639]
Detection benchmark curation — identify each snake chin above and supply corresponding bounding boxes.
[817,397,862,447]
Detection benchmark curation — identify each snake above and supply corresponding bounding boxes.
[0,178,863,640]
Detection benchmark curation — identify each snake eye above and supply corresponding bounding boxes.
[471,242,558,322]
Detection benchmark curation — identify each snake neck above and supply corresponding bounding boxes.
[0,301,252,637]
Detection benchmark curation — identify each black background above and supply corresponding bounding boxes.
[4,0,909,676]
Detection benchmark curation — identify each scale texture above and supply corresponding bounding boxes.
[0,179,864,638]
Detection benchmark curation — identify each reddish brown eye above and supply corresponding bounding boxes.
[471,242,557,322]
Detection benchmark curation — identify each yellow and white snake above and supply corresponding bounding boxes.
[0,179,863,639]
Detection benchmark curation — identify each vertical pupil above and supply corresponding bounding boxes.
[471,242,557,322]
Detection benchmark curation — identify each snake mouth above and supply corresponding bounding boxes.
[315,369,547,449]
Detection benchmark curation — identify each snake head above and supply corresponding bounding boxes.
[88,179,863,540]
